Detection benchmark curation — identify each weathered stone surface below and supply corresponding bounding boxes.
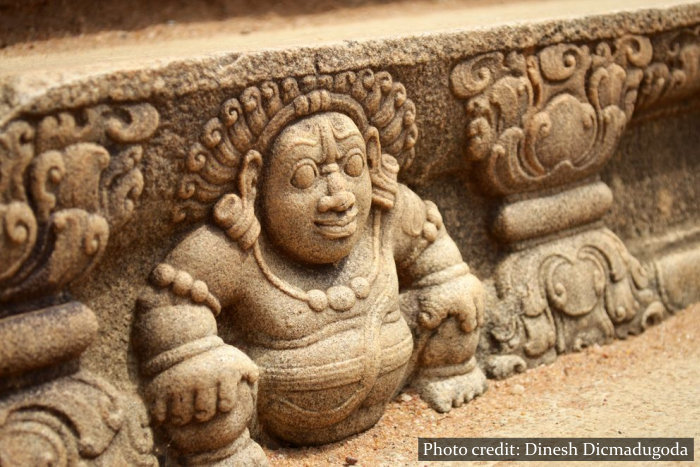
[0,0,698,464]
[133,73,485,460]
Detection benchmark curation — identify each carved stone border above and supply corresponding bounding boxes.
[0,104,159,464]
[0,5,698,464]
[450,29,700,378]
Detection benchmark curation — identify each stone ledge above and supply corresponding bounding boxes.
[1,1,698,118]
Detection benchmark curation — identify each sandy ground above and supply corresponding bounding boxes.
[264,304,700,466]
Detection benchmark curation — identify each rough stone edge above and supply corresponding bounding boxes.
[1,3,699,124]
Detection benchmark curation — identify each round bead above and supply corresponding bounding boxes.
[327,285,356,312]
[422,222,438,242]
[172,271,194,296]
[191,280,209,303]
[350,277,370,299]
[152,263,175,287]
[307,290,328,312]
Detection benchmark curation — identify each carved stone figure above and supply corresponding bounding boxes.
[135,70,486,464]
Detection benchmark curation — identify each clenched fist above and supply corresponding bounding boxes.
[417,272,485,333]
[145,343,258,427]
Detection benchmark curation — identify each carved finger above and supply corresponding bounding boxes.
[150,395,168,425]
[475,292,485,327]
[238,360,259,384]
[458,300,478,333]
[417,304,443,330]
[169,389,195,426]
[194,385,219,422]
[226,346,259,384]
[218,376,238,413]
[418,289,450,329]
[472,277,486,327]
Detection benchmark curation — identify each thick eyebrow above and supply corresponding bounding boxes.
[270,133,321,169]
[330,122,362,141]
[275,134,318,154]
[288,137,318,147]
[274,132,325,164]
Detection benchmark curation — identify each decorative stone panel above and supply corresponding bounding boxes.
[0,104,159,464]
[449,35,672,375]
[0,2,698,464]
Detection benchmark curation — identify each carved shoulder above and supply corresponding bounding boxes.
[156,224,247,309]
[390,184,468,287]
[390,184,445,258]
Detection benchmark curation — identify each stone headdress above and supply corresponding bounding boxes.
[175,69,418,227]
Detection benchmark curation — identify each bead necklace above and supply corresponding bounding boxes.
[253,211,382,312]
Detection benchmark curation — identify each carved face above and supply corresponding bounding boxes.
[260,112,373,264]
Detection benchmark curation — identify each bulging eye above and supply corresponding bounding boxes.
[344,152,365,177]
[291,162,317,189]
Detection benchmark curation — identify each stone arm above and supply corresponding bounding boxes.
[134,225,266,464]
[392,184,486,412]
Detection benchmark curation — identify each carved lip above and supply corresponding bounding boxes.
[314,210,358,239]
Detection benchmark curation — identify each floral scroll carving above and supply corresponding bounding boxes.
[0,103,158,306]
[0,372,155,466]
[487,229,664,375]
[0,103,159,465]
[450,36,652,196]
[450,36,669,378]
[638,26,700,111]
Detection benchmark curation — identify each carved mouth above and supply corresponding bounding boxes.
[314,211,358,239]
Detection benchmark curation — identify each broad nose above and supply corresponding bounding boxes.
[318,165,355,213]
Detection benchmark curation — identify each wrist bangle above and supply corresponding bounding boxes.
[143,335,224,376]
[413,263,470,288]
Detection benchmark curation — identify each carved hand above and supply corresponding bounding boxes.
[417,273,485,333]
[145,344,258,427]
[411,273,488,412]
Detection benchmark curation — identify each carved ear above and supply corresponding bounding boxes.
[364,127,381,170]
[364,126,399,210]
[239,150,263,200]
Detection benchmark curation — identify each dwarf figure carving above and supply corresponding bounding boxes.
[135,70,485,464]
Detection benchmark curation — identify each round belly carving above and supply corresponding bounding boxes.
[256,299,413,444]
